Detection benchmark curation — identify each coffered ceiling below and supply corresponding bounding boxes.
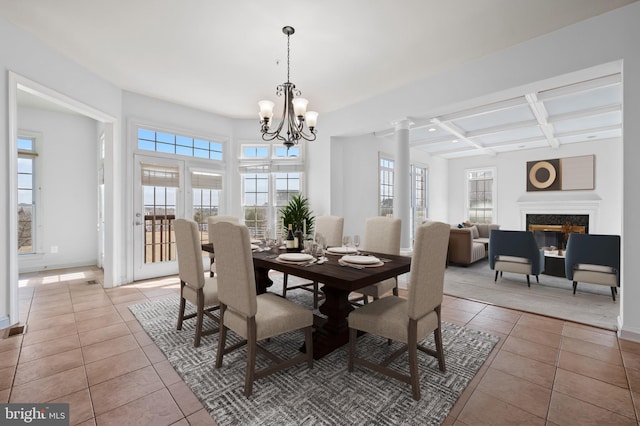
[2,0,633,158]
[407,73,622,158]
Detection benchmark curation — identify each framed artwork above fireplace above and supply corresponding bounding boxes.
[527,155,594,192]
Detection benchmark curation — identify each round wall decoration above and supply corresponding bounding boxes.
[528,161,557,189]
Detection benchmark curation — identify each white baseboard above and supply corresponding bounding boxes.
[618,316,640,343]
[0,316,11,330]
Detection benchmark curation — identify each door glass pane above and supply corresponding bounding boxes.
[143,186,177,263]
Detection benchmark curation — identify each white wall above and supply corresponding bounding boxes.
[0,17,122,323]
[18,107,98,272]
[446,139,623,234]
[315,3,640,338]
[2,3,640,337]
[334,133,445,239]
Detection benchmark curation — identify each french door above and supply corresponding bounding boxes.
[133,154,185,280]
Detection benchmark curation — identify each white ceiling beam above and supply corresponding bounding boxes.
[483,136,549,149]
[555,124,621,139]
[536,73,621,101]
[547,104,621,124]
[422,144,478,155]
[525,93,559,149]
[431,118,497,156]
[410,135,458,147]
[435,97,528,122]
[465,119,540,138]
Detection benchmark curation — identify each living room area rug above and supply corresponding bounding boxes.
[129,281,499,425]
[438,261,619,330]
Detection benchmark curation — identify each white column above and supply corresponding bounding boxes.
[394,119,412,250]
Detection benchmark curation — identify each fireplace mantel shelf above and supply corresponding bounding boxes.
[517,192,602,204]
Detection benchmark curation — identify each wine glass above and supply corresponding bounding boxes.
[342,235,351,249]
[353,235,360,252]
[263,228,271,249]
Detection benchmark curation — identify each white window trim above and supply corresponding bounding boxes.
[239,142,305,161]
[130,119,228,164]
[410,162,429,240]
[378,152,395,217]
[464,166,497,224]
[17,130,44,256]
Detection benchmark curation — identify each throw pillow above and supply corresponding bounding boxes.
[462,220,472,227]
[457,224,464,229]
[469,225,480,239]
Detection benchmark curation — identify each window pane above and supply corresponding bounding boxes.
[156,143,174,154]
[138,128,223,160]
[176,146,193,156]
[138,128,155,140]
[18,138,34,151]
[138,139,155,151]
[467,169,494,224]
[156,132,174,143]
[176,135,192,147]
[18,158,33,173]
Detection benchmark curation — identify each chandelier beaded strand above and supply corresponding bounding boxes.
[258,26,318,150]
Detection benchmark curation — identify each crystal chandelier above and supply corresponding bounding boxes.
[258,26,318,150]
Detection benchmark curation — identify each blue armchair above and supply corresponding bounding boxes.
[489,230,545,287]
[565,233,620,301]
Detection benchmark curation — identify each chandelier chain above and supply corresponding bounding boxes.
[287,32,290,83]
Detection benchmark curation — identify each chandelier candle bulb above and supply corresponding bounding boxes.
[305,111,318,129]
[258,100,275,120]
[292,98,308,117]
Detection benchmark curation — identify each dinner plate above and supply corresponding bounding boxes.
[250,239,261,244]
[278,253,314,262]
[341,255,380,265]
[251,244,259,251]
[326,246,358,255]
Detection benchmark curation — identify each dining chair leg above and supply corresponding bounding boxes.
[611,286,616,301]
[408,320,420,401]
[215,304,227,369]
[177,287,186,331]
[313,281,319,309]
[305,327,314,368]
[434,306,446,372]
[194,290,205,347]
[244,318,257,397]
[348,328,357,371]
[526,275,530,287]
[494,271,498,281]
[282,273,289,297]
[573,281,578,294]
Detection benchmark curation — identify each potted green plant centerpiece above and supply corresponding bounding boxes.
[279,194,314,242]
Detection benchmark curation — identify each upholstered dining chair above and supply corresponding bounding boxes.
[565,233,620,301]
[356,216,401,303]
[207,215,239,277]
[348,221,450,400]
[174,218,220,347]
[282,215,344,308]
[211,221,314,397]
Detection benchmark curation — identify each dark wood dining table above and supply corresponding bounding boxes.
[202,243,412,359]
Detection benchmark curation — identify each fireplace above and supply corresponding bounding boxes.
[526,214,589,248]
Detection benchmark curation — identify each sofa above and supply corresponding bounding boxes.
[448,223,500,265]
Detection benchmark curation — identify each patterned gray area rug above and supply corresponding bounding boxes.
[129,283,499,426]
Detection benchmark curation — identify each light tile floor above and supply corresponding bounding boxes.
[4,266,639,425]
